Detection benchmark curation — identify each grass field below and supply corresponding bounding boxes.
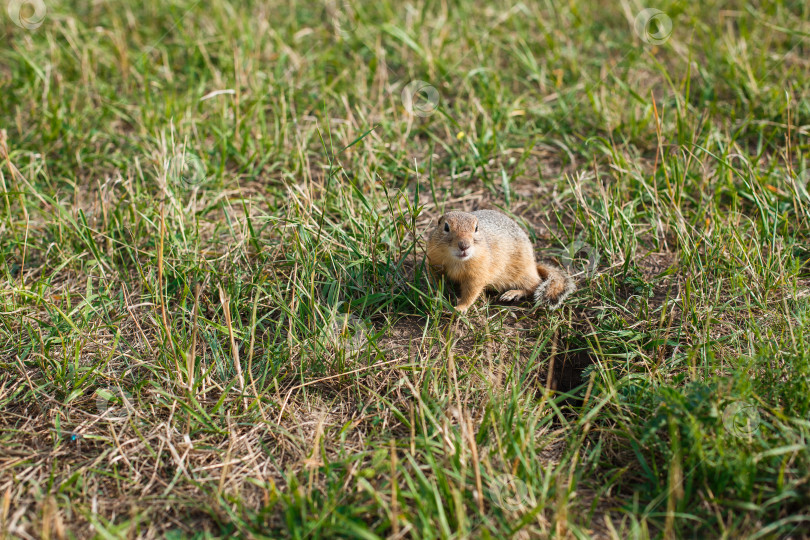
[2,0,810,537]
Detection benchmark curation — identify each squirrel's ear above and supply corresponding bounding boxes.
[437,215,445,225]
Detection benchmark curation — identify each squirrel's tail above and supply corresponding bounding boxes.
[534,263,575,309]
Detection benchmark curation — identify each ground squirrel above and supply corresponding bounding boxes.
[427,209,575,312]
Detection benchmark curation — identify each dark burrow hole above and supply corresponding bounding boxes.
[546,347,596,410]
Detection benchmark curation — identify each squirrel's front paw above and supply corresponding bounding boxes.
[453,304,470,314]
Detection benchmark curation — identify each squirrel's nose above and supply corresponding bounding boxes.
[458,241,470,251]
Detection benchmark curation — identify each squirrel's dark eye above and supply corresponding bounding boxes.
[444,223,450,232]
[475,224,478,232]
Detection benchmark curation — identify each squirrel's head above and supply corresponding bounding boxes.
[434,211,479,261]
